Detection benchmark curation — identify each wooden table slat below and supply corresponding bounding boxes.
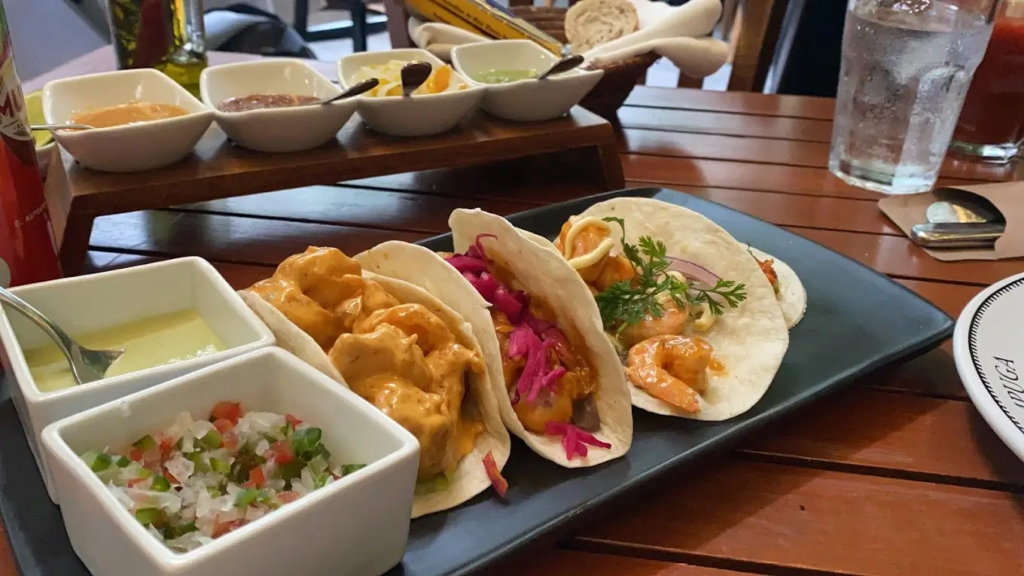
[624,87,837,120]
[571,460,1024,576]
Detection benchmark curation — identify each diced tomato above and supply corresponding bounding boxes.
[129,448,144,462]
[222,431,239,450]
[285,414,302,427]
[127,477,148,488]
[248,466,266,488]
[212,518,245,538]
[268,441,294,464]
[279,491,301,504]
[212,418,234,434]
[164,470,180,485]
[211,401,242,425]
[482,451,508,498]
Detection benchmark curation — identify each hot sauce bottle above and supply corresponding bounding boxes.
[0,0,61,287]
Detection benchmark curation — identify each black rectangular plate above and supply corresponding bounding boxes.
[0,188,953,575]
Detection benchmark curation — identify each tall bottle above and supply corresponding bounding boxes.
[0,0,61,288]
[107,0,208,96]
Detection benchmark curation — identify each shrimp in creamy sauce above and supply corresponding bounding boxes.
[250,246,485,480]
[626,335,713,413]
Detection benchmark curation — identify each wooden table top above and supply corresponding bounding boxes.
[7,48,1024,576]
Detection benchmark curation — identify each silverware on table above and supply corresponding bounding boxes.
[30,123,95,132]
[0,287,123,385]
[310,77,380,105]
[912,188,1006,249]
[536,54,585,80]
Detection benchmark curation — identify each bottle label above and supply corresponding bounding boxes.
[0,29,34,166]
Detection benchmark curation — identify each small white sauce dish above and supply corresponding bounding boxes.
[35,141,55,179]
[452,40,604,122]
[338,48,485,137]
[42,68,214,173]
[200,59,358,153]
[0,257,275,503]
[41,347,419,576]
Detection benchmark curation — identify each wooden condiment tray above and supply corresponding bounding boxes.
[42,107,623,275]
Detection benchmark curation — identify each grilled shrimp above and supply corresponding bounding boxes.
[626,335,714,413]
[617,301,690,348]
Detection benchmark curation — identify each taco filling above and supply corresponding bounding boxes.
[442,234,611,460]
[249,247,486,490]
[553,216,747,414]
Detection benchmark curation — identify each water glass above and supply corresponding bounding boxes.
[829,0,999,195]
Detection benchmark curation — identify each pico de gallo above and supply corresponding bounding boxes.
[80,401,365,553]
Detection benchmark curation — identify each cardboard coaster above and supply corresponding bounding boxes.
[879,182,1024,261]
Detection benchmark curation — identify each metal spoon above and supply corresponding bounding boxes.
[31,123,95,131]
[0,287,123,385]
[535,54,586,80]
[310,77,380,105]
[401,61,433,97]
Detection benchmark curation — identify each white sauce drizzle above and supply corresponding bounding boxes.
[563,217,615,270]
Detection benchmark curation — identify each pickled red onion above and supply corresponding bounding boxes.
[666,257,719,287]
[545,422,612,460]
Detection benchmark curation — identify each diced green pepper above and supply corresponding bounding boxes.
[234,488,260,508]
[81,450,113,472]
[115,456,131,468]
[186,452,210,473]
[207,486,222,497]
[132,435,157,452]
[314,473,329,489]
[290,427,321,458]
[210,458,230,474]
[135,508,163,526]
[162,522,197,540]
[200,430,222,450]
[151,476,171,492]
[341,464,366,476]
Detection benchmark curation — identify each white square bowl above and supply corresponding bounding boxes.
[41,347,420,576]
[42,68,214,173]
[0,257,275,503]
[200,59,358,153]
[338,49,485,137]
[452,40,604,122]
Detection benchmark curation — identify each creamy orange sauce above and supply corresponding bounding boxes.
[250,247,484,479]
[70,101,188,128]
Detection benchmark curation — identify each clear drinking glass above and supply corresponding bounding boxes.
[949,0,1024,162]
[828,0,999,195]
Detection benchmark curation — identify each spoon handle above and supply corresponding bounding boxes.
[0,287,78,367]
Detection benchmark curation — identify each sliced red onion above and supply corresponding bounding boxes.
[666,257,719,287]
[524,314,552,334]
[467,271,499,302]
[472,233,497,259]
[539,327,572,365]
[528,367,566,403]
[545,422,611,460]
[446,254,489,274]
[493,285,527,323]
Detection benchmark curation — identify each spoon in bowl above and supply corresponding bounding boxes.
[310,77,380,106]
[535,54,586,80]
[31,123,95,132]
[0,286,123,385]
[401,61,434,97]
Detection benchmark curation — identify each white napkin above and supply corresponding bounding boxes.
[408,0,728,77]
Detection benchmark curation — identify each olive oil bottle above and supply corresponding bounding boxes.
[107,0,207,96]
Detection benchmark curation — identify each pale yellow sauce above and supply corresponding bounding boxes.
[24,309,224,393]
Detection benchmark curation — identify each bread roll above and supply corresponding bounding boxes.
[565,0,640,54]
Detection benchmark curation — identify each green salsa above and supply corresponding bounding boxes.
[471,68,538,84]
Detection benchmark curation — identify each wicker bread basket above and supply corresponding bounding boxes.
[510,5,659,119]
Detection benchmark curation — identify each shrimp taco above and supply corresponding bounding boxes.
[239,246,511,517]
[748,247,806,329]
[355,209,633,468]
[534,197,791,421]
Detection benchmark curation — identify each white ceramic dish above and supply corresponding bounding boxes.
[35,141,55,179]
[0,257,275,503]
[954,272,1024,464]
[337,49,485,137]
[42,347,420,576]
[452,40,604,122]
[200,59,358,153]
[42,69,214,173]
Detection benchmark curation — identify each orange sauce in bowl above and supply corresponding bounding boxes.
[70,101,188,128]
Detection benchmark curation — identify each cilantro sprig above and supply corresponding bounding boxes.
[595,217,747,332]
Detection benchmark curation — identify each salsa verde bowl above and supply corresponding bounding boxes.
[0,257,275,503]
[200,59,358,153]
[41,347,419,576]
[451,40,603,122]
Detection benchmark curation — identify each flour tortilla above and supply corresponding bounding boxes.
[522,229,806,331]
[238,271,510,518]
[563,197,790,421]
[748,247,806,329]
[356,212,633,468]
